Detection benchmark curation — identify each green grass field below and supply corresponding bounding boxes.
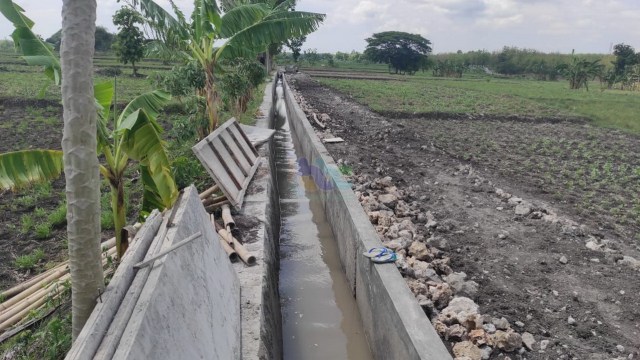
[313,67,640,134]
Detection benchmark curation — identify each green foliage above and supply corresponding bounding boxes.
[34,222,52,239]
[612,43,639,76]
[220,59,266,118]
[338,164,353,176]
[155,61,205,98]
[432,59,466,78]
[128,0,324,133]
[46,26,114,52]
[112,7,145,76]
[0,0,61,89]
[0,150,64,190]
[286,36,306,62]
[47,201,67,227]
[0,38,14,51]
[302,48,319,65]
[364,31,432,75]
[14,248,45,270]
[38,315,72,360]
[20,213,34,234]
[557,53,604,91]
[96,66,123,77]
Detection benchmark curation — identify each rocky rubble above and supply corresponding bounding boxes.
[350,173,541,359]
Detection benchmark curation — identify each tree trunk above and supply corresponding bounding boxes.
[111,179,127,260]
[61,0,104,341]
[204,66,219,135]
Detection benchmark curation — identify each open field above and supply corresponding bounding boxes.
[290,71,640,359]
[308,66,640,133]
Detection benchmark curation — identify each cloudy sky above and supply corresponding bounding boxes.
[1,0,639,54]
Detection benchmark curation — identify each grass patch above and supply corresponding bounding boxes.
[34,223,52,239]
[317,75,640,133]
[14,248,45,270]
[20,214,34,234]
[47,202,67,227]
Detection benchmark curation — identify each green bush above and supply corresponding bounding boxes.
[34,223,52,239]
[47,202,67,227]
[96,66,123,77]
[14,248,45,270]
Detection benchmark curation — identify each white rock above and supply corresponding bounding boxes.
[514,203,532,216]
[521,332,535,350]
[559,255,568,264]
[539,339,549,350]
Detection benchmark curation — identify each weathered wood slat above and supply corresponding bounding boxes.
[219,132,250,176]
[228,124,257,164]
[192,119,263,209]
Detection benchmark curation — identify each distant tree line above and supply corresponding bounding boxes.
[46,26,115,52]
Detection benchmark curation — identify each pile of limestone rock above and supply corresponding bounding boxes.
[352,174,536,360]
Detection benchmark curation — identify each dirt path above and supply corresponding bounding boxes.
[290,73,639,360]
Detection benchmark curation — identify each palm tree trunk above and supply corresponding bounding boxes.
[61,0,104,341]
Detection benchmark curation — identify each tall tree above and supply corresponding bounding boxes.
[112,7,145,76]
[126,0,324,135]
[364,31,432,75]
[613,43,639,76]
[286,35,305,62]
[46,26,114,52]
[61,0,104,340]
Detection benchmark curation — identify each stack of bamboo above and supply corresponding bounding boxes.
[199,184,255,266]
[0,238,118,334]
[199,185,229,211]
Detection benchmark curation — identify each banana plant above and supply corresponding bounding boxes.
[1,0,178,260]
[95,85,178,258]
[0,84,178,259]
[127,0,324,136]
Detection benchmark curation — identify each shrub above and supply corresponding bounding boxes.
[96,66,123,77]
[34,223,52,239]
[47,202,67,227]
[14,248,45,270]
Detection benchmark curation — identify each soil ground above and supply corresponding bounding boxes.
[290,73,640,360]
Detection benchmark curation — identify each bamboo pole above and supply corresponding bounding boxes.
[213,221,233,246]
[213,220,255,266]
[199,185,220,200]
[205,200,231,212]
[202,195,226,207]
[0,266,69,313]
[209,215,238,262]
[0,282,67,332]
[1,244,115,315]
[231,236,255,266]
[0,274,70,324]
[221,204,235,231]
[1,261,68,301]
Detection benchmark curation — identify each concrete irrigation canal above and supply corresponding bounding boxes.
[274,82,373,359]
[64,73,451,360]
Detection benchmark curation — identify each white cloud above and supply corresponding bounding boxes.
[0,0,639,54]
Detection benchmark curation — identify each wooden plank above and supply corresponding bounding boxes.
[234,157,262,209]
[233,122,259,157]
[227,129,254,166]
[228,125,257,164]
[219,131,250,175]
[208,140,242,191]
[192,119,263,209]
[193,142,240,202]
